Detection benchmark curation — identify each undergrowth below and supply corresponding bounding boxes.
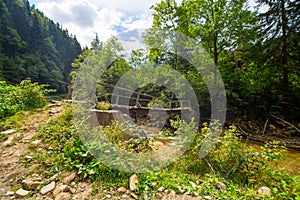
[28,104,300,199]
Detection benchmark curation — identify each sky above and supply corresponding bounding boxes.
[29,0,172,47]
[29,0,262,48]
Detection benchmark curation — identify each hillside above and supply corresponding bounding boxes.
[0,0,82,93]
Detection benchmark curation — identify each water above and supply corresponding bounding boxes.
[245,140,300,174]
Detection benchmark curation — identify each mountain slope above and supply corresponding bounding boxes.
[0,0,82,93]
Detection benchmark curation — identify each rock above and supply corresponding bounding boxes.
[31,140,42,145]
[158,186,164,192]
[0,188,6,195]
[5,191,14,196]
[122,194,129,199]
[106,193,112,198]
[2,135,14,146]
[0,129,16,135]
[55,192,71,200]
[15,189,29,197]
[131,193,139,199]
[34,177,43,182]
[257,186,272,196]
[177,185,185,193]
[25,155,33,161]
[72,185,92,200]
[62,172,76,184]
[22,179,43,190]
[203,196,212,200]
[2,173,16,183]
[40,181,56,195]
[189,181,196,189]
[53,184,69,197]
[215,182,227,191]
[69,187,76,194]
[182,194,202,200]
[155,193,163,199]
[129,174,138,191]
[151,182,157,188]
[117,186,127,193]
[162,190,176,200]
[78,182,88,189]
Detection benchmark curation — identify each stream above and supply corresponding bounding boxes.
[245,140,300,174]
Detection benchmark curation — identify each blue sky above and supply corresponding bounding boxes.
[29,0,262,47]
[28,0,168,47]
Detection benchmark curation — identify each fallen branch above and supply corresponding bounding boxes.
[262,119,269,135]
[238,126,248,135]
[203,157,215,175]
[271,115,300,133]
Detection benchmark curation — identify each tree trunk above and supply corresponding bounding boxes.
[281,0,289,87]
[213,32,218,85]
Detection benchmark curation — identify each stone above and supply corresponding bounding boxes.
[25,155,33,161]
[15,189,29,197]
[2,135,14,146]
[190,181,196,189]
[55,192,71,200]
[2,173,16,183]
[78,182,88,189]
[106,194,112,198]
[131,193,139,199]
[31,140,42,145]
[169,190,176,197]
[0,129,16,135]
[22,179,43,190]
[155,193,163,199]
[53,184,69,197]
[162,190,176,200]
[40,181,56,195]
[62,172,76,184]
[182,194,202,200]
[129,174,138,191]
[257,186,272,196]
[0,188,6,195]
[203,196,212,200]
[177,185,185,193]
[122,194,129,199]
[215,182,227,191]
[69,187,76,194]
[151,182,157,188]
[158,187,164,192]
[5,191,14,196]
[117,186,127,193]
[72,185,92,200]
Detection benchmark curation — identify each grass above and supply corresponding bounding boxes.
[2,103,299,199]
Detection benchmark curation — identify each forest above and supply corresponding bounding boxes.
[0,0,299,199]
[0,0,82,93]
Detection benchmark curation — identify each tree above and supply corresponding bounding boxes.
[183,0,257,84]
[256,0,300,87]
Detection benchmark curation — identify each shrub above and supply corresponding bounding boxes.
[0,79,54,119]
[95,101,110,110]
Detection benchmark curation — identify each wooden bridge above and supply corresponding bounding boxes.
[97,82,192,126]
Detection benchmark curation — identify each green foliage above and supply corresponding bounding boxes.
[24,105,299,199]
[0,79,52,119]
[95,101,110,110]
[0,0,81,93]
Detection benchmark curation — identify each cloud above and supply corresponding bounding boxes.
[30,0,166,47]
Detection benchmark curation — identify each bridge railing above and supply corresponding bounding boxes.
[98,82,191,110]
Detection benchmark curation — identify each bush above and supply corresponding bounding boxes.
[0,79,54,119]
[95,101,110,110]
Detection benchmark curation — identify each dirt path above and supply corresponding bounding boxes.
[0,101,65,198]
